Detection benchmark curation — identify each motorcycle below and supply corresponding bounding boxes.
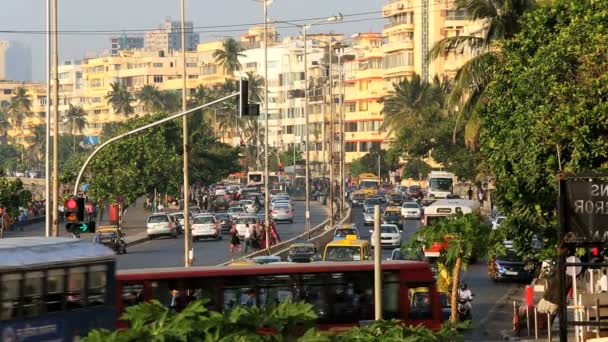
[458,297,473,321]
[94,227,127,254]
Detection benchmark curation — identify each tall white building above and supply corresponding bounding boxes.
[145,17,199,53]
[0,40,32,81]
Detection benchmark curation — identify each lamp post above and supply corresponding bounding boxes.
[45,0,51,237]
[51,0,59,237]
[278,14,342,236]
[180,0,192,267]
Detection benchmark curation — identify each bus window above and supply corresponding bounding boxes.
[1,273,21,319]
[88,265,108,306]
[67,267,86,308]
[298,273,329,321]
[326,272,374,324]
[23,271,44,317]
[408,286,433,320]
[382,272,401,319]
[257,275,293,306]
[46,269,65,312]
[121,283,144,309]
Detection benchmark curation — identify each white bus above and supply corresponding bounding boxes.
[426,171,455,198]
[423,198,481,227]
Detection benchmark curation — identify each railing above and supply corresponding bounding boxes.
[384,20,413,29]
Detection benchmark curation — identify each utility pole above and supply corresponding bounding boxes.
[328,40,335,225]
[180,0,192,267]
[373,204,383,320]
[44,0,51,237]
[263,0,271,255]
[51,0,59,237]
[303,26,311,239]
[338,50,346,218]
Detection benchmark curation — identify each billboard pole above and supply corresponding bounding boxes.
[557,175,567,342]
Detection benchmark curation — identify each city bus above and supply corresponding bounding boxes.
[422,199,480,258]
[115,261,443,331]
[292,175,307,201]
[0,237,116,341]
[426,171,455,198]
[247,171,279,190]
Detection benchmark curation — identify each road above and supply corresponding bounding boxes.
[116,201,328,269]
[349,205,520,340]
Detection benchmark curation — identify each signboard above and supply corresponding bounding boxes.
[563,178,608,243]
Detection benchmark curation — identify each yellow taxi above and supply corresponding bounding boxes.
[323,235,371,262]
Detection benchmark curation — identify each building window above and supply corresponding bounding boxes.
[245,62,258,69]
[359,101,369,112]
[345,142,357,152]
[186,63,197,68]
[286,126,294,134]
[153,76,163,83]
[153,63,163,67]
[3,89,11,95]
[345,122,358,132]
[202,64,217,76]
[346,103,357,113]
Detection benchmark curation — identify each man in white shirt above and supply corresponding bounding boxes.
[598,270,608,293]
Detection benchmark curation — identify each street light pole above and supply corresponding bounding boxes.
[44,0,51,237]
[51,0,59,237]
[180,0,192,267]
[303,26,311,238]
[263,0,271,255]
[338,51,345,218]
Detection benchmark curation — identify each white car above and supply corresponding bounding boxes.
[146,214,178,239]
[270,200,292,211]
[239,200,257,214]
[191,214,221,241]
[401,201,422,219]
[371,224,402,248]
[227,206,246,219]
[492,215,507,230]
[234,215,259,239]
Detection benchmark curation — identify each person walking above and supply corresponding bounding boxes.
[244,223,252,253]
[467,187,474,200]
[229,225,241,259]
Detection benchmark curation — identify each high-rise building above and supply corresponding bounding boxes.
[0,40,32,81]
[145,17,199,52]
[110,35,145,56]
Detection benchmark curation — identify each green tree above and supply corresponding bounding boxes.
[402,158,432,180]
[349,149,398,179]
[7,87,32,132]
[136,84,163,113]
[213,38,245,76]
[246,71,265,103]
[405,213,496,321]
[26,124,46,168]
[0,177,32,222]
[105,82,135,117]
[64,104,88,154]
[478,0,608,258]
[0,144,20,173]
[428,0,536,149]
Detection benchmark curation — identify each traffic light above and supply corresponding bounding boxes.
[278,162,284,172]
[65,197,94,234]
[239,78,249,117]
[65,197,78,223]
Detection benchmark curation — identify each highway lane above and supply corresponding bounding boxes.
[349,205,519,340]
[116,201,328,269]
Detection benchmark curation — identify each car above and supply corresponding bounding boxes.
[371,224,402,248]
[234,215,260,239]
[146,213,178,239]
[401,201,422,219]
[407,185,424,199]
[387,193,404,206]
[191,214,221,241]
[489,248,537,282]
[333,226,360,240]
[287,242,320,262]
[93,227,127,254]
[239,200,257,214]
[214,213,234,233]
[388,247,424,261]
[227,206,246,220]
[376,191,389,204]
[189,206,202,216]
[270,200,292,211]
[382,208,402,229]
[350,192,366,206]
[253,255,282,264]
[268,189,283,198]
[212,196,229,211]
[271,203,294,223]
[492,215,507,230]
[363,197,382,212]
[256,213,266,222]
[363,206,377,226]
[273,195,294,207]
[380,182,393,192]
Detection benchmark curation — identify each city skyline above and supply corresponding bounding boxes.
[0,0,383,81]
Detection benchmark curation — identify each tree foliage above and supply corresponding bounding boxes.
[82,299,464,342]
[0,177,32,221]
[348,149,398,178]
[478,0,608,258]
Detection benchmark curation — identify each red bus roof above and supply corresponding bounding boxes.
[117,261,433,282]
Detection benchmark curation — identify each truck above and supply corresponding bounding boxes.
[426,171,455,198]
[357,173,380,196]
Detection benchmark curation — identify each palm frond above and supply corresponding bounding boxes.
[427,36,488,62]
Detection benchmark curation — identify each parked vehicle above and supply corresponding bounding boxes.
[146,213,178,239]
[214,213,234,233]
[489,249,537,282]
[192,214,221,241]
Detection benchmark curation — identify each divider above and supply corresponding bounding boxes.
[219,201,349,266]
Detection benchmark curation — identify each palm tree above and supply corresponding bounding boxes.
[213,38,245,76]
[137,85,164,113]
[381,73,444,133]
[427,0,536,148]
[245,71,265,104]
[7,87,32,132]
[105,82,135,117]
[64,104,88,153]
[0,101,11,137]
[26,124,46,167]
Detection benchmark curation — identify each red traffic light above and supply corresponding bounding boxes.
[65,198,78,210]
[278,163,283,168]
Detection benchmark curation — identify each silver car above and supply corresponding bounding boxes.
[146,214,178,239]
[363,206,376,226]
[271,203,294,223]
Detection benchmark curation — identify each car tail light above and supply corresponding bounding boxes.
[287,210,292,214]
[272,211,277,214]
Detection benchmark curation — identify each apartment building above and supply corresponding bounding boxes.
[0,40,32,81]
[110,35,145,56]
[145,17,200,52]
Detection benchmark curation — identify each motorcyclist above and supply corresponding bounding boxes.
[458,283,474,318]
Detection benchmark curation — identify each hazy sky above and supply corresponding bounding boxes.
[1,0,384,81]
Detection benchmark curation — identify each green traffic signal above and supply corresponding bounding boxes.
[78,223,88,232]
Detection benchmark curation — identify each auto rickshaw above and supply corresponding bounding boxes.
[93,226,127,254]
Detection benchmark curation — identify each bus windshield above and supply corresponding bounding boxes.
[429,178,453,191]
[360,181,379,190]
[426,216,447,227]
[325,246,362,261]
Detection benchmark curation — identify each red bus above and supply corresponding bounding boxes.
[116,261,443,332]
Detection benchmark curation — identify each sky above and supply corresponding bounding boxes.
[0,0,385,81]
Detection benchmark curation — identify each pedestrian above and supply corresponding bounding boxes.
[244,223,252,253]
[477,189,484,205]
[467,187,474,200]
[538,268,572,328]
[85,202,94,221]
[229,225,241,259]
[157,202,165,212]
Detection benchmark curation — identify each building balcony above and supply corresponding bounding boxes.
[383,64,415,77]
[382,0,410,18]
[382,39,414,53]
[345,68,384,82]
[344,110,383,122]
[343,130,387,142]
